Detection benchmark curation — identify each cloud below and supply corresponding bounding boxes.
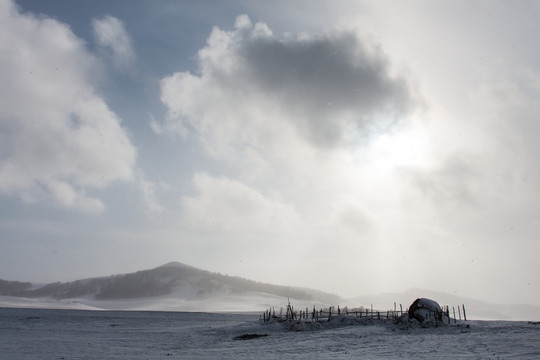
[137,173,168,215]
[0,0,136,212]
[92,15,135,72]
[159,15,416,154]
[155,11,540,301]
[182,172,300,236]
[401,155,481,207]
[334,204,375,236]
[156,15,422,284]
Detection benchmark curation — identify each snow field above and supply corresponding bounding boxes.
[1,308,540,359]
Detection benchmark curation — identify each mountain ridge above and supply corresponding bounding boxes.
[0,261,342,308]
[2,263,540,320]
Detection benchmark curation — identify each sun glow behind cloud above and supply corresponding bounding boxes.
[366,123,432,175]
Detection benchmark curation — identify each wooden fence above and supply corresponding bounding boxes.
[262,301,468,324]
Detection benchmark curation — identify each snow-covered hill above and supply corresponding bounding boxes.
[0,262,342,311]
[2,264,540,320]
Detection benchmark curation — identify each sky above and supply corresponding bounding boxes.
[1,0,540,305]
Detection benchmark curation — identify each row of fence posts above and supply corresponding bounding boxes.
[424,304,468,327]
[451,304,467,322]
[438,304,468,323]
[262,301,467,323]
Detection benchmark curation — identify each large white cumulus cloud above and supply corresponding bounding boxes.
[157,16,418,245]
[0,0,136,212]
[160,15,415,154]
[156,16,421,291]
[155,13,540,301]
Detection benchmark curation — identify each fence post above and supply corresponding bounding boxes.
[458,306,461,321]
[462,305,467,321]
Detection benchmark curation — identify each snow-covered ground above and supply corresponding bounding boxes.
[0,291,332,313]
[2,307,540,359]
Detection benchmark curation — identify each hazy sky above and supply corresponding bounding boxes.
[2,0,540,305]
